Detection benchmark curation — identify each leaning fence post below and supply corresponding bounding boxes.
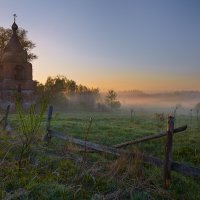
[43,105,53,142]
[163,116,174,188]
[3,105,10,130]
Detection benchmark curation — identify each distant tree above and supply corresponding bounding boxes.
[44,75,69,93]
[36,75,100,110]
[43,76,70,107]
[35,81,45,96]
[105,90,121,110]
[106,90,117,103]
[44,77,53,91]
[77,84,88,93]
[0,27,37,61]
[66,80,77,94]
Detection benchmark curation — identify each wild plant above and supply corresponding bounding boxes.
[154,112,165,131]
[16,99,47,169]
[108,150,143,181]
[171,105,179,127]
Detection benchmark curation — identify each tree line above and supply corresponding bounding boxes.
[35,75,121,111]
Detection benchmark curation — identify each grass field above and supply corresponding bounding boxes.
[0,109,200,199]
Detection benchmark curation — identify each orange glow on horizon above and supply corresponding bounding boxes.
[33,67,200,93]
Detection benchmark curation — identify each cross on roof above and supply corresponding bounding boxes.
[13,14,17,22]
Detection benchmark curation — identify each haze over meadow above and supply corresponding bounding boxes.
[0,0,200,93]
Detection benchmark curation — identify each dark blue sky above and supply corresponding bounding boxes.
[1,0,200,91]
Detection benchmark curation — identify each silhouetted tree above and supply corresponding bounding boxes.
[66,80,77,94]
[36,75,100,110]
[105,90,121,110]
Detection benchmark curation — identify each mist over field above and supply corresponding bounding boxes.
[47,88,200,115]
[116,90,200,114]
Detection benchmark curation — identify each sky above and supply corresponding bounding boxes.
[0,0,200,92]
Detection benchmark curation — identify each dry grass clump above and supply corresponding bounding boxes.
[108,152,144,181]
[61,142,80,154]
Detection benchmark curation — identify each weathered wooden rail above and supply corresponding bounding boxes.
[44,106,200,188]
[47,129,200,179]
[113,125,187,148]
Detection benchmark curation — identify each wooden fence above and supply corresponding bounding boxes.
[44,105,200,189]
[1,104,200,189]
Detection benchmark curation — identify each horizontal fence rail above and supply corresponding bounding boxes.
[48,129,200,180]
[113,125,187,148]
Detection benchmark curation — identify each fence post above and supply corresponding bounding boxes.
[130,109,134,122]
[43,105,53,142]
[3,105,10,130]
[163,116,174,188]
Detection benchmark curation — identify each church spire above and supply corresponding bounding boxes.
[12,14,18,34]
[13,14,17,22]
[1,15,27,63]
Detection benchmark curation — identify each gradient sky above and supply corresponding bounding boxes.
[0,0,200,92]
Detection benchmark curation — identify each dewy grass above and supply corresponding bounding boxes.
[1,110,200,199]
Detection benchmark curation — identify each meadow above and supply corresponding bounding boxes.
[0,108,200,199]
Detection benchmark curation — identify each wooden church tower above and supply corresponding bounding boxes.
[0,17,35,110]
